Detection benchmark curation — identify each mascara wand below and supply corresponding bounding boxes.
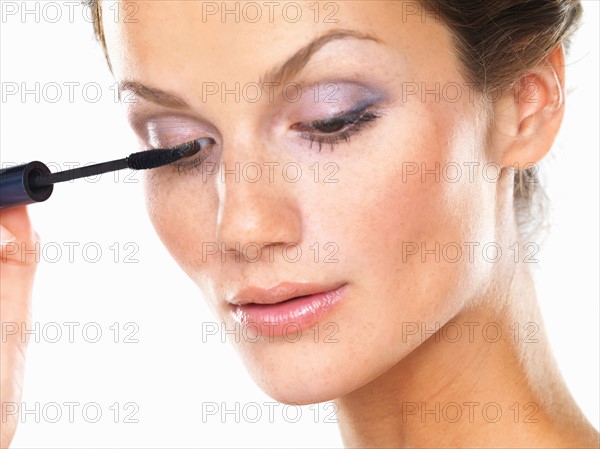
[0,138,211,210]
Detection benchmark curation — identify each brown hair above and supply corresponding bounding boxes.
[83,0,582,232]
[419,0,582,233]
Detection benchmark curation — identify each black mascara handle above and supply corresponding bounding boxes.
[0,162,54,210]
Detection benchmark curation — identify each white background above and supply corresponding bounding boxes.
[1,1,598,447]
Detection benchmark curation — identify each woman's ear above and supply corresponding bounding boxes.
[488,45,566,169]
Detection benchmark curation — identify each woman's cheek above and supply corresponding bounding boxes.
[336,107,489,320]
[143,170,216,278]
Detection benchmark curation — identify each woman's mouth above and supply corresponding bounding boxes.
[227,282,347,339]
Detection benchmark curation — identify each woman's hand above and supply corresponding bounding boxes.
[0,207,40,448]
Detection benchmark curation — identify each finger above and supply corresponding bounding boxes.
[0,207,39,447]
[0,206,36,243]
[0,225,16,245]
[0,206,40,266]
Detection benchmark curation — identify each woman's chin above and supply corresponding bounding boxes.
[249,373,350,406]
[234,341,398,406]
[235,352,349,404]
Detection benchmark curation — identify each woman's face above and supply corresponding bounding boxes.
[103,1,502,404]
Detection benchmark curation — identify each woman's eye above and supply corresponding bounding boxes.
[167,137,216,175]
[158,106,382,177]
[313,117,349,133]
[292,107,382,152]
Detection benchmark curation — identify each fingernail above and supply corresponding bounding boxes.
[0,225,16,245]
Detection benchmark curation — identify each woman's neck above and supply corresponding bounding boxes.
[335,260,598,448]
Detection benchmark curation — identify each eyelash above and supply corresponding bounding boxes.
[169,138,216,175]
[293,107,382,152]
[168,105,382,175]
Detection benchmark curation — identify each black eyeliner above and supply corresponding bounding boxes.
[298,99,383,152]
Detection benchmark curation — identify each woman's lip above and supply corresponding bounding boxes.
[228,281,347,306]
[229,283,347,338]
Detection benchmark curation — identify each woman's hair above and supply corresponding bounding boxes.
[419,1,582,234]
[82,0,582,233]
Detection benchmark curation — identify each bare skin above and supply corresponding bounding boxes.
[1,208,38,449]
[1,1,598,447]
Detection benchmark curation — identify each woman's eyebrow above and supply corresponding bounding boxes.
[258,28,380,86]
[118,28,380,109]
[119,80,189,108]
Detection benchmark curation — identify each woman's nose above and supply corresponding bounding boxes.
[215,143,303,259]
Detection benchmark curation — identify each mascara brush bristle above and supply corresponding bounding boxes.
[127,139,207,170]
